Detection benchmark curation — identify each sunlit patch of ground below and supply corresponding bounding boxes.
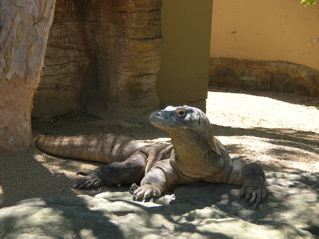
[207,88,319,173]
[207,88,319,132]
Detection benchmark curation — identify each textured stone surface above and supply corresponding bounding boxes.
[209,57,319,96]
[33,0,162,121]
[0,172,318,238]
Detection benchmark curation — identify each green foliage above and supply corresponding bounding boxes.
[300,0,316,6]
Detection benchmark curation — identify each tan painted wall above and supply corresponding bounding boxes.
[211,0,319,71]
[157,0,213,111]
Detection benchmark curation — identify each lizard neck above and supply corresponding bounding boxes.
[169,131,220,177]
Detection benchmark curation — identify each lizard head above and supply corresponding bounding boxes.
[149,105,210,132]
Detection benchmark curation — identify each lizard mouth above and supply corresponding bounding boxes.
[149,105,207,132]
[149,110,164,126]
[149,109,176,131]
[149,106,189,131]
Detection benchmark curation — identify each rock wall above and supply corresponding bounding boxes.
[209,57,319,96]
[33,0,162,121]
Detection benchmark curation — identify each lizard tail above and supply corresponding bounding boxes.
[34,134,143,163]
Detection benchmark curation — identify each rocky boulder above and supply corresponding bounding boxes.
[0,172,318,238]
[209,57,319,97]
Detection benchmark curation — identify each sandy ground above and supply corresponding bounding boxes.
[0,88,318,208]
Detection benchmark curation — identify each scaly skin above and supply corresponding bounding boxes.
[35,106,267,209]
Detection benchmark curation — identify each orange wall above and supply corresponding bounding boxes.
[211,0,319,71]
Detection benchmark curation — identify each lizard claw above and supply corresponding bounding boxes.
[129,183,139,194]
[240,185,266,210]
[240,163,267,210]
[73,175,104,190]
[129,183,161,201]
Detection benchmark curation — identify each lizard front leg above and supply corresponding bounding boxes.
[129,159,181,201]
[227,158,267,209]
[240,163,267,209]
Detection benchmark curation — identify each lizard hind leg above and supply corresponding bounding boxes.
[73,151,148,190]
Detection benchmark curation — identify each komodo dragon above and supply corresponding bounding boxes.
[35,105,267,209]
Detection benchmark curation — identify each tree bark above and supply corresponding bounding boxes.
[0,0,56,151]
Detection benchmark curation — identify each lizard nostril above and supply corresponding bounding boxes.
[156,112,161,117]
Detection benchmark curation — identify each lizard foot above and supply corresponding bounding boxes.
[240,184,267,210]
[73,174,104,190]
[240,163,267,210]
[129,183,161,201]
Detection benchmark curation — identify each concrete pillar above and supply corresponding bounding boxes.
[157,0,213,112]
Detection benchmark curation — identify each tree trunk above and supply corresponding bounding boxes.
[0,0,56,151]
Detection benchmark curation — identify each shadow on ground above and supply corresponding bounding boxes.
[211,124,319,173]
[0,172,318,238]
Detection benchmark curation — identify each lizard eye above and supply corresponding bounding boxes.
[176,108,186,117]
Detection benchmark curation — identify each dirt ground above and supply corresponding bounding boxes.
[1,87,318,208]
